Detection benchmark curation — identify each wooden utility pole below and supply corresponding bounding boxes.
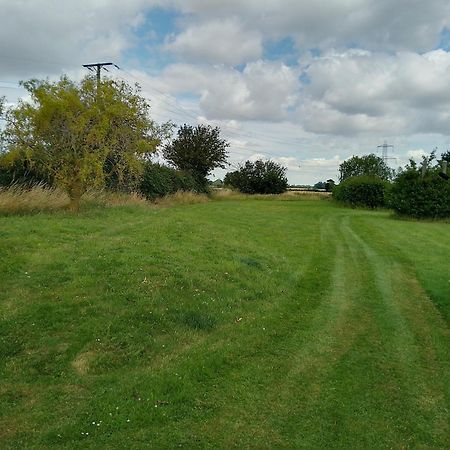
[82,62,119,92]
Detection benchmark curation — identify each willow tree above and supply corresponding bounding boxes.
[1,76,168,210]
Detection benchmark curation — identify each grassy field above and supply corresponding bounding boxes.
[0,198,449,449]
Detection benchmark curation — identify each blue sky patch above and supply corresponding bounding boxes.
[264,37,298,66]
[122,7,181,72]
[437,27,450,51]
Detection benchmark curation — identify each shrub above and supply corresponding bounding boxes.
[332,176,390,208]
[224,159,288,194]
[390,167,450,218]
[0,151,53,187]
[139,163,199,200]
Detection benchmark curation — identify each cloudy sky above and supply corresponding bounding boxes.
[1,0,450,184]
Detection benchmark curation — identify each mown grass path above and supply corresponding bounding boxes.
[0,199,449,448]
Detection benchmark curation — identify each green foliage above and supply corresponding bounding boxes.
[339,153,393,182]
[313,181,326,190]
[440,150,450,163]
[139,162,199,200]
[333,175,390,208]
[163,124,229,188]
[1,76,168,209]
[0,149,52,187]
[313,179,335,192]
[325,179,336,192]
[224,159,288,194]
[390,156,450,218]
[210,179,224,188]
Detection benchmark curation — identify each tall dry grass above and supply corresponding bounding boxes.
[0,184,326,216]
[0,185,150,215]
[153,191,209,206]
[212,188,330,201]
[83,190,149,208]
[0,185,209,215]
[0,184,69,214]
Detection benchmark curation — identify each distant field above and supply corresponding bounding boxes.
[0,198,449,448]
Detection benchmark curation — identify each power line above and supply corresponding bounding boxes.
[1,59,304,165]
[113,68,290,161]
[1,54,304,147]
[116,67,307,150]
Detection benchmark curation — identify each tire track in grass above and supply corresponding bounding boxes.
[267,214,449,449]
[268,214,378,448]
[341,217,450,448]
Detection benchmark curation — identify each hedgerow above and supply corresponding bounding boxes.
[389,163,450,218]
[332,176,390,208]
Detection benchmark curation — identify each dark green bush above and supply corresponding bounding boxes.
[0,153,53,187]
[390,168,450,218]
[224,159,288,194]
[139,162,199,200]
[333,176,390,208]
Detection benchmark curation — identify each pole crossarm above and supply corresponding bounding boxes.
[82,62,120,96]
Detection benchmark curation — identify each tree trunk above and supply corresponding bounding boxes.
[67,180,84,212]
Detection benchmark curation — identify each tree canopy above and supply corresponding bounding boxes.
[224,159,288,194]
[339,153,393,182]
[0,76,169,209]
[163,124,229,188]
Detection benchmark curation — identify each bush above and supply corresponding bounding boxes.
[390,168,450,218]
[0,151,53,187]
[224,159,288,194]
[332,176,390,208]
[139,163,199,200]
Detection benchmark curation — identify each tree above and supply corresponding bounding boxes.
[0,96,5,117]
[163,124,229,189]
[440,150,450,163]
[1,76,168,210]
[313,181,326,190]
[224,159,288,194]
[325,179,335,192]
[339,153,393,182]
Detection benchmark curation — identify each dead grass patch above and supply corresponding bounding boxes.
[84,189,149,207]
[71,350,97,375]
[0,184,69,214]
[154,191,209,206]
[213,188,330,201]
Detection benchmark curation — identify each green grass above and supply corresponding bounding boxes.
[0,199,449,449]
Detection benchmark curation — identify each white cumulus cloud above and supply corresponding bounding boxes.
[160,60,299,121]
[165,18,263,65]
